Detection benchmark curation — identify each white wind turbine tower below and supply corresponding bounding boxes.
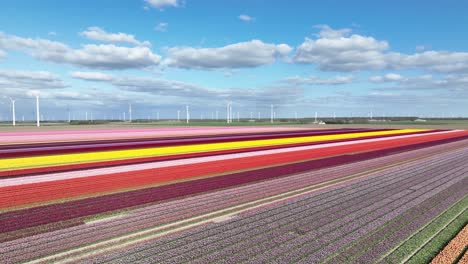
[270,104,274,123]
[177,110,180,121]
[36,95,40,127]
[67,105,71,123]
[186,105,190,123]
[230,102,233,123]
[28,91,41,127]
[314,111,318,124]
[226,102,232,124]
[129,103,132,122]
[9,97,16,126]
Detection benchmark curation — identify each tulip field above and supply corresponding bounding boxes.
[0,126,467,263]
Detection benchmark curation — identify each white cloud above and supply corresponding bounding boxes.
[284,75,353,85]
[70,71,114,81]
[145,0,179,9]
[294,26,390,71]
[165,40,292,69]
[239,14,254,22]
[155,22,169,32]
[369,73,404,82]
[0,32,161,69]
[394,51,468,73]
[80,26,151,47]
[48,31,57,36]
[315,25,352,39]
[0,69,68,90]
[0,49,5,60]
[294,25,468,73]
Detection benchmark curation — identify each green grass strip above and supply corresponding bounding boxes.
[381,195,468,264]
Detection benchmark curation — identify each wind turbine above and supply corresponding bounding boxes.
[229,102,233,123]
[227,102,232,124]
[177,110,180,121]
[9,97,16,126]
[35,94,40,127]
[67,105,71,123]
[270,104,274,123]
[129,103,132,122]
[186,105,190,123]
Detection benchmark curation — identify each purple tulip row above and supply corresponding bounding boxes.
[85,147,468,263]
[326,173,468,263]
[242,162,466,263]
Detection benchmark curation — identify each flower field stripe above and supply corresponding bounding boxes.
[0,128,385,158]
[0,130,463,209]
[4,137,465,253]
[0,130,448,187]
[0,133,466,227]
[0,130,437,178]
[3,146,464,264]
[0,126,313,145]
[0,129,427,172]
[0,128,364,151]
[4,143,449,259]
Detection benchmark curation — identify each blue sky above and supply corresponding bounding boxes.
[1,0,468,120]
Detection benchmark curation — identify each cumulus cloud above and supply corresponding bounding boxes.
[239,14,254,22]
[0,49,5,60]
[0,69,68,89]
[0,32,161,69]
[80,26,151,47]
[370,73,468,93]
[294,25,468,73]
[164,40,292,69]
[284,75,353,85]
[155,22,169,32]
[70,71,114,81]
[294,26,390,71]
[145,0,180,9]
[369,73,404,82]
[394,51,468,73]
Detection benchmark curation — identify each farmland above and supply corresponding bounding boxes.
[0,126,467,263]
